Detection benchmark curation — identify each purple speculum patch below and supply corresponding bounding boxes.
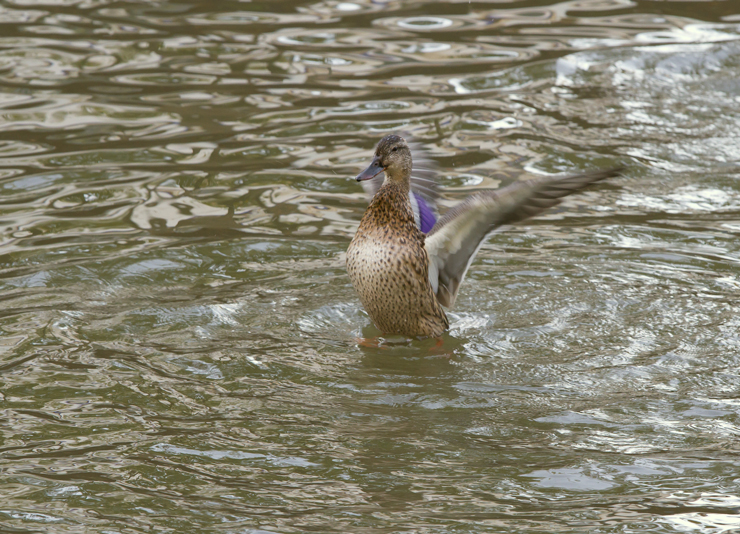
[413,193,436,234]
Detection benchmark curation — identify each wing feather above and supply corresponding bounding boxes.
[425,168,622,308]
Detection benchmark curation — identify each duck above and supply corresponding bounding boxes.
[346,134,621,338]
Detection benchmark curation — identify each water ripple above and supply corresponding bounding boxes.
[2,0,740,533]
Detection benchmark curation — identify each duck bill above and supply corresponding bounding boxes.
[355,156,385,182]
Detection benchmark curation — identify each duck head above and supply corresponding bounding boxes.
[356,134,412,185]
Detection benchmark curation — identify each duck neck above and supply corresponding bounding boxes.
[364,179,415,228]
[382,173,411,195]
[380,177,411,202]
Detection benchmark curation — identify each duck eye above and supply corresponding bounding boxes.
[392,147,398,152]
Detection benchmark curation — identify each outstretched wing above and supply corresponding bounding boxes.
[425,168,622,308]
[361,140,439,233]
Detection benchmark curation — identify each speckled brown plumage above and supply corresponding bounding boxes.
[347,180,449,337]
[348,134,621,338]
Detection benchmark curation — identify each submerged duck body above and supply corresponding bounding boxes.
[347,134,620,338]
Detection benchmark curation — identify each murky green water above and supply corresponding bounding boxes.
[2,0,740,532]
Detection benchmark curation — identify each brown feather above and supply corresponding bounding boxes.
[348,133,622,336]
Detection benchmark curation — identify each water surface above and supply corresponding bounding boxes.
[2,0,740,532]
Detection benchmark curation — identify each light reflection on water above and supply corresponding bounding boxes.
[1,0,740,532]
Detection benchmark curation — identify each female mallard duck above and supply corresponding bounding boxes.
[346,134,620,338]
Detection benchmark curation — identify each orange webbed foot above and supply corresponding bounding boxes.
[355,336,386,349]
